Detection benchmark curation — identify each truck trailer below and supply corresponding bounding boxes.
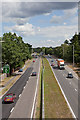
[57,59,65,69]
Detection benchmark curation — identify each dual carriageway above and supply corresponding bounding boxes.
[0,56,79,119]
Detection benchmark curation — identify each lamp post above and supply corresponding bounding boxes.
[63,46,64,59]
[73,45,74,67]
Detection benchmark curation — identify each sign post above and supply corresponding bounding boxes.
[3,64,10,74]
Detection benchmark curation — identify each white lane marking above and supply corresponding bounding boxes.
[69,82,71,85]
[10,107,14,113]
[19,94,21,98]
[75,89,77,92]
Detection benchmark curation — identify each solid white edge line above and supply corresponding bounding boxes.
[47,58,77,119]
[30,58,40,119]
[10,107,14,113]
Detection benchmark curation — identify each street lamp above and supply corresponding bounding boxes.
[73,45,74,67]
[63,46,64,59]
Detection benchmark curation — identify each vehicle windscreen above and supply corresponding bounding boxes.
[6,95,12,98]
[60,64,64,66]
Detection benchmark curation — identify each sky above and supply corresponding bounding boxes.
[0,1,79,48]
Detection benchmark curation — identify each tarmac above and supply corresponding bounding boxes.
[65,65,79,80]
[0,60,30,94]
[0,60,79,96]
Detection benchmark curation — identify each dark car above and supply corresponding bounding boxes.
[18,69,23,72]
[51,59,54,62]
[67,72,73,78]
[51,63,54,66]
[3,93,16,103]
[32,72,37,76]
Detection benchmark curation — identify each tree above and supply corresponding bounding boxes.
[64,40,69,44]
[2,32,32,75]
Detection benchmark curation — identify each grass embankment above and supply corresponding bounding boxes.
[35,58,42,118]
[43,58,73,118]
[0,59,32,96]
[68,65,80,78]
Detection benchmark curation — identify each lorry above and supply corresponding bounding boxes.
[57,59,65,69]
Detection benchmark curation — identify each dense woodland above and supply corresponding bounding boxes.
[34,33,80,66]
[0,32,32,74]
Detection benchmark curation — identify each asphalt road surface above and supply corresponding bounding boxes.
[47,56,78,119]
[1,58,40,119]
[9,57,40,118]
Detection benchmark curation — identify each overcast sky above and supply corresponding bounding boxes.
[1,1,79,47]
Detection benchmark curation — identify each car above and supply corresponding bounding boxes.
[18,69,23,72]
[51,59,54,62]
[67,72,73,78]
[51,63,54,66]
[32,72,37,76]
[3,93,16,103]
[33,60,35,62]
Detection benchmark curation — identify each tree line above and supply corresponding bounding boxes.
[33,32,80,66]
[1,32,32,75]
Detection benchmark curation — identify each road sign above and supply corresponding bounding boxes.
[3,64,10,73]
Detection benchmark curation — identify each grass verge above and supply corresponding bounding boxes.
[43,57,73,118]
[35,58,42,118]
[68,65,80,78]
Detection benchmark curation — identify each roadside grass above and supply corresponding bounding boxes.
[43,58,73,118]
[0,76,13,86]
[0,60,32,87]
[68,65,80,78]
[0,75,21,96]
[35,58,42,118]
[0,59,32,96]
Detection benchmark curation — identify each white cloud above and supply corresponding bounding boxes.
[50,7,78,24]
[4,22,78,42]
[71,16,78,24]
[4,23,36,36]
[47,39,52,42]
[2,2,77,24]
[1,2,79,47]
[50,15,63,24]
[44,12,51,16]
[47,39,55,43]
[63,7,78,17]
[36,25,78,40]
[63,22,67,25]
